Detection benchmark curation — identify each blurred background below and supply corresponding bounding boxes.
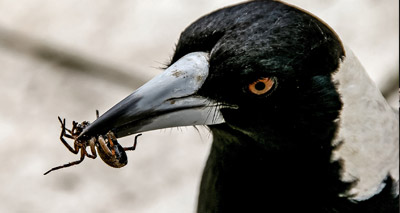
[0,0,398,212]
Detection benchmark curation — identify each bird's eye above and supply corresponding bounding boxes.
[248,77,275,95]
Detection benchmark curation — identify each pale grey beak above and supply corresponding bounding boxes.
[80,52,225,138]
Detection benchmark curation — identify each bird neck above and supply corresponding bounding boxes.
[208,122,341,174]
[198,123,351,212]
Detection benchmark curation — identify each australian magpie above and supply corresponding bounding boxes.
[79,1,399,212]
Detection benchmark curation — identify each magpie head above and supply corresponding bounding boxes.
[171,1,345,146]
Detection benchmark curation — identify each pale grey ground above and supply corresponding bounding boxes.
[0,0,398,212]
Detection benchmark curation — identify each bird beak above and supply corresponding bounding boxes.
[80,52,225,138]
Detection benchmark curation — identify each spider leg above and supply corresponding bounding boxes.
[69,121,78,135]
[58,117,79,154]
[96,110,99,119]
[64,134,74,140]
[107,132,116,156]
[43,148,86,175]
[98,135,113,156]
[58,117,74,139]
[85,137,97,159]
[124,134,142,151]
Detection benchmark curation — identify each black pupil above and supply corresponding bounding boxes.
[255,82,266,91]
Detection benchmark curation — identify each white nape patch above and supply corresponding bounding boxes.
[331,46,399,201]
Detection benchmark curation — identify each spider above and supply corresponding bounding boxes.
[44,111,142,175]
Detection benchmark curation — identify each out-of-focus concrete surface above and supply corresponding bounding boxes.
[0,0,398,212]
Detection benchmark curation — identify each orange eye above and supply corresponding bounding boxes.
[248,77,275,95]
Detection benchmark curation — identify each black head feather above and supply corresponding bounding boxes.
[173,0,345,149]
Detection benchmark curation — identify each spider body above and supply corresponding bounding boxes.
[97,132,129,168]
[44,112,141,175]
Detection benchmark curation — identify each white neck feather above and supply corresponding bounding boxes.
[331,46,399,201]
